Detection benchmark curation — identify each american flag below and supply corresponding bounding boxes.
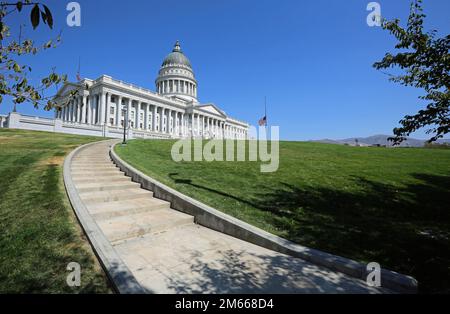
[258,115,267,126]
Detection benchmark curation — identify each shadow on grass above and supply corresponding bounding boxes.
[168,172,450,293]
[168,172,263,209]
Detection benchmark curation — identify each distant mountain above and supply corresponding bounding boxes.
[312,135,450,148]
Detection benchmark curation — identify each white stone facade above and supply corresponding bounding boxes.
[52,41,248,140]
[0,114,7,128]
[1,42,248,140]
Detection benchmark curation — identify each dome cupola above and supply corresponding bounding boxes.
[156,41,198,102]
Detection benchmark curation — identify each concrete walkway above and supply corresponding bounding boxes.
[70,140,386,294]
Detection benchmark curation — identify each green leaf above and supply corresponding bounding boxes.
[43,5,54,29]
[30,4,40,29]
[17,1,23,12]
[41,11,47,25]
[13,63,21,73]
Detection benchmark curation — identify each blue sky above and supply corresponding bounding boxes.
[3,0,449,140]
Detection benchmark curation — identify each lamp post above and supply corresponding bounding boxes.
[122,107,127,145]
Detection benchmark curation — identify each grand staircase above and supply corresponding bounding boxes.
[69,140,386,294]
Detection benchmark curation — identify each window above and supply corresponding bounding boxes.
[140,113,143,120]
[110,107,114,114]
[111,96,116,103]
[121,120,124,127]
[110,118,114,125]
[140,123,143,129]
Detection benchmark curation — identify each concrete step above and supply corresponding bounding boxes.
[73,156,111,159]
[71,169,122,176]
[72,176,132,184]
[73,156,111,160]
[73,159,111,162]
[87,198,171,220]
[72,160,113,165]
[71,165,117,171]
[76,181,141,193]
[71,172,127,180]
[97,209,194,243]
[80,189,152,205]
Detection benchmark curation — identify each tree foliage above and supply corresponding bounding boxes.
[374,0,449,144]
[0,1,73,111]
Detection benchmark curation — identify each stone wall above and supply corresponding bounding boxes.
[2,112,171,139]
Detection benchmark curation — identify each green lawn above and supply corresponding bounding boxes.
[0,129,111,293]
[116,139,450,293]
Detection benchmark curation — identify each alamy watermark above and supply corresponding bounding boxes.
[366,262,381,287]
[66,262,81,287]
[171,126,280,173]
[366,2,382,27]
[66,2,81,27]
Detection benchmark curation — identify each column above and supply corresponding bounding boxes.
[76,97,81,123]
[144,103,148,130]
[197,114,201,136]
[167,109,171,134]
[68,101,72,122]
[99,92,106,125]
[86,96,91,124]
[135,101,140,129]
[71,101,76,122]
[93,95,98,124]
[152,105,157,132]
[177,112,181,136]
[202,116,205,138]
[125,99,131,128]
[81,95,87,124]
[166,109,170,134]
[160,107,165,133]
[66,102,70,122]
[181,113,185,136]
[89,95,93,124]
[105,93,111,126]
[116,96,121,127]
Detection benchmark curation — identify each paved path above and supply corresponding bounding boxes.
[70,140,386,294]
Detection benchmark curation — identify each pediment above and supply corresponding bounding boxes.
[197,104,227,117]
[56,83,80,98]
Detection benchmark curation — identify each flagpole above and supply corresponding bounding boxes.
[265,96,268,134]
[77,56,81,81]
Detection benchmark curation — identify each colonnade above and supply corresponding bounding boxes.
[56,92,247,139]
[156,79,197,98]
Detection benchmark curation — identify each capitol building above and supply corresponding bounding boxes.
[5,41,246,140]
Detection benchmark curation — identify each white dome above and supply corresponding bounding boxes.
[155,41,198,102]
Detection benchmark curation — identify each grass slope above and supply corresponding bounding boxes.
[0,129,111,293]
[116,139,450,293]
